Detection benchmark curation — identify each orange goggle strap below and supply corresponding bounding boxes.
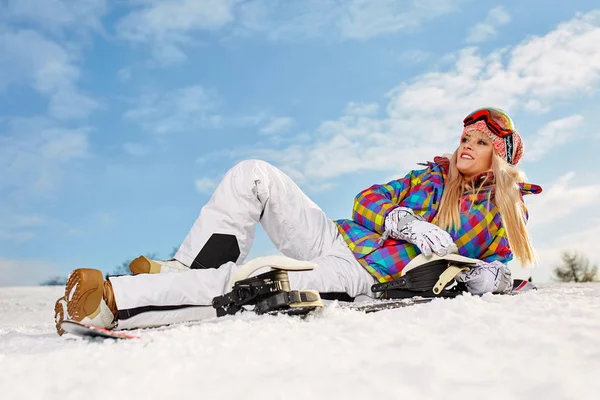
[463,109,516,165]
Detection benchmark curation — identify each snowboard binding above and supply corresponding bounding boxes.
[212,256,324,317]
[372,254,476,299]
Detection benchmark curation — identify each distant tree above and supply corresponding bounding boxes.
[109,258,133,277]
[40,247,178,284]
[553,251,598,283]
[40,276,67,286]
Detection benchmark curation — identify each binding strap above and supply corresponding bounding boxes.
[432,264,471,295]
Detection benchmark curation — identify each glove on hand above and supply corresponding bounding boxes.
[456,260,513,295]
[399,219,459,257]
[382,207,458,257]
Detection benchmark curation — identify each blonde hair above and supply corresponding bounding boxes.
[436,151,538,266]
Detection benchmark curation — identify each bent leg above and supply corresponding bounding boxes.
[110,237,375,329]
[175,160,339,269]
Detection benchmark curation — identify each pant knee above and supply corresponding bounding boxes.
[228,160,280,195]
[231,159,275,175]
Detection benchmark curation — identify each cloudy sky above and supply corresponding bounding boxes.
[2,0,600,286]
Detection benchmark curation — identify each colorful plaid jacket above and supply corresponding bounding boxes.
[333,157,542,282]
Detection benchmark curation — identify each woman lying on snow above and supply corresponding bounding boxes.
[54,107,542,334]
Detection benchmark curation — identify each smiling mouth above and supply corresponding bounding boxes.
[460,154,474,160]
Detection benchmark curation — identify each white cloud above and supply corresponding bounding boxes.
[393,10,600,118]
[0,212,43,241]
[49,89,99,120]
[0,0,107,35]
[124,85,221,134]
[503,172,600,281]
[94,211,116,227]
[344,102,380,117]
[236,0,468,41]
[397,49,431,65]
[195,177,218,194]
[525,172,600,228]
[123,142,152,156]
[0,1,103,120]
[506,171,600,280]
[234,0,335,41]
[118,68,132,81]
[526,115,584,162]
[41,129,89,159]
[0,118,89,242]
[0,257,59,286]
[466,6,511,43]
[67,227,83,237]
[1,213,45,228]
[0,117,90,200]
[338,0,466,39]
[196,10,600,189]
[0,231,36,241]
[0,27,98,120]
[260,117,294,135]
[117,0,468,63]
[116,0,236,64]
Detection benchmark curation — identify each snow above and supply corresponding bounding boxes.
[1,284,599,400]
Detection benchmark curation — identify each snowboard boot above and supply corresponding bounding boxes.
[128,255,189,275]
[54,268,118,336]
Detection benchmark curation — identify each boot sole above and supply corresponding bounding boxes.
[64,269,105,323]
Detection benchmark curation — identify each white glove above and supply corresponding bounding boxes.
[399,219,458,257]
[456,260,513,295]
[381,207,458,257]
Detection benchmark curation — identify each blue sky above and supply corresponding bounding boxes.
[2,0,600,286]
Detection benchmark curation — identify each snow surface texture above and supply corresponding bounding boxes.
[1,284,599,400]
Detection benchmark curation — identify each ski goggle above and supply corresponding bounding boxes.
[463,107,516,164]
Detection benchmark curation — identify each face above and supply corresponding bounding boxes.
[456,132,494,179]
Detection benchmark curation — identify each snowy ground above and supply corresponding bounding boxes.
[1,284,599,400]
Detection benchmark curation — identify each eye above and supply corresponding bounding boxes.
[478,140,488,145]
[461,137,469,143]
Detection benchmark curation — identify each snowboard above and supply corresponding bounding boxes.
[58,297,432,340]
[58,278,533,341]
[60,320,140,340]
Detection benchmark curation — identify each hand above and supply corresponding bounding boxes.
[456,260,513,295]
[397,219,458,257]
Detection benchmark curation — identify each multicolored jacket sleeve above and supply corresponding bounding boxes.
[352,170,418,234]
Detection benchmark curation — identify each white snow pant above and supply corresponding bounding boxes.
[110,160,376,329]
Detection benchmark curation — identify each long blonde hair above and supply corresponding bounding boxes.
[436,151,538,266]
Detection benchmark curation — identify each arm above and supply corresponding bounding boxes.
[352,170,416,234]
[352,167,457,256]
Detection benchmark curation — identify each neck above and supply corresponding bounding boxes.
[462,170,494,188]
